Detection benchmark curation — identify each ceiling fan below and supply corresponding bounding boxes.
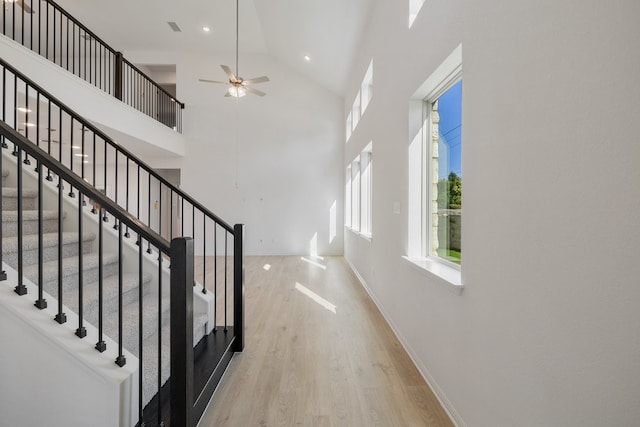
[3,0,34,14]
[199,0,269,97]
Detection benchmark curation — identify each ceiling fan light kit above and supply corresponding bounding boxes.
[199,0,269,98]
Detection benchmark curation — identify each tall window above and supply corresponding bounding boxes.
[346,60,373,143]
[351,158,361,231]
[345,165,352,227]
[345,143,373,238]
[360,143,372,236]
[427,80,462,265]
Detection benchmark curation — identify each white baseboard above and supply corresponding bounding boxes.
[344,256,467,427]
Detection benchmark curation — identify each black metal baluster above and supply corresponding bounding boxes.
[102,140,108,222]
[1,68,5,150]
[29,0,32,50]
[95,207,106,352]
[72,23,75,75]
[52,8,55,64]
[23,84,31,166]
[181,196,184,236]
[137,237,144,426]
[46,99,52,180]
[0,124,5,282]
[66,14,69,70]
[34,162,46,309]
[20,0,23,45]
[157,253,163,424]
[213,223,217,332]
[81,124,86,189]
[203,216,206,294]
[115,225,126,367]
[224,231,228,332]
[158,181,162,239]
[169,190,173,241]
[38,0,41,55]
[54,165,66,323]
[68,119,74,197]
[147,173,151,253]
[91,133,97,211]
[113,150,118,230]
[125,158,130,237]
[75,189,86,338]
[14,147,26,295]
[45,2,48,61]
[12,73,17,156]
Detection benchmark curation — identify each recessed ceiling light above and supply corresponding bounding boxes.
[304,55,311,62]
[72,145,81,149]
[17,107,31,113]
[23,122,36,127]
[74,153,88,157]
[202,26,211,33]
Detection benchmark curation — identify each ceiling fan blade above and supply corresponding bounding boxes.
[17,0,34,14]
[220,65,237,81]
[245,86,266,97]
[243,76,270,85]
[199,78,229,85]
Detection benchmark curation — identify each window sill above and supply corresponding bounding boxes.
[402,256,464,295]
[346,227,372,241]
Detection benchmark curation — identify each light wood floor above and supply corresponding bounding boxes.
[196,256,453,427]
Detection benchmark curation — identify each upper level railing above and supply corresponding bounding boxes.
[0,0,184,131]
[0,56,243,425]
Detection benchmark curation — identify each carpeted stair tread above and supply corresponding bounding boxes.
[2,231,96,269]
[22,251,119,286]
[2,209,60,221]
[51,272,154,322]
[3,187,37,198]
[2,231,96,254]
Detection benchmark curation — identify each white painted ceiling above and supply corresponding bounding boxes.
[54,0,373,95]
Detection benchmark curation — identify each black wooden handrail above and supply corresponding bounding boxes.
[42,0,117,56]
[121,57,184,109]
[0,119,170,252]
[0,56,232,233]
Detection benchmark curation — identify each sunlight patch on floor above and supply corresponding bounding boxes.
[295,282,336,314]
[300,257,327,270]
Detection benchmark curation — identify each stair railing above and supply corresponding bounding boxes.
[0,117,244,426]
[0,0,184,131]
[0,57,244,425]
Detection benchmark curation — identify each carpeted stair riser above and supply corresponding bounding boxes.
[2,232,96,268]
[2,188,37,210]
[2,210,62,237]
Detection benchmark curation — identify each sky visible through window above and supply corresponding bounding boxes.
[437,80,462,178]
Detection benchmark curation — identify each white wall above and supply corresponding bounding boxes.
[344,0,640,426]
[127,51,344,256]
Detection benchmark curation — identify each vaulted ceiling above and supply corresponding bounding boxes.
[55,0,374,95]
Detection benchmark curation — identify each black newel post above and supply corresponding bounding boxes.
[233,224,245,352]
[170,237,194,427]
[114,52,123,101]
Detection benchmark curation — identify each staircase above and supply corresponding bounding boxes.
[0,18,244,424]
[1,147,210,406]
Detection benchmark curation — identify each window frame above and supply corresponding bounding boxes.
[405,44,463,291]
[423,77,462,270]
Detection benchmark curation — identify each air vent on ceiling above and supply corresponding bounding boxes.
[167,21,182,33]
